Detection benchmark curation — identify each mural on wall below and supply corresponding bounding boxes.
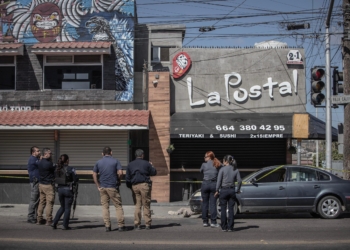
[0,0,134,101]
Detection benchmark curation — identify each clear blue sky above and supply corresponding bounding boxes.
[137,0,344,129]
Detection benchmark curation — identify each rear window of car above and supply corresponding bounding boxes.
[289,168,317,182]
[317,171,331,181]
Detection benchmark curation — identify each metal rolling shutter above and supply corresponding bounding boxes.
[170,138,286,170]
[0,130,56,168]
[59,130,129,169]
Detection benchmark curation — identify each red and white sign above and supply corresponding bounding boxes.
[173,52,191,79]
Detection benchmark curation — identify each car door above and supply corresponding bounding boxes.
[240,167,287,213]
[286,167,321,211]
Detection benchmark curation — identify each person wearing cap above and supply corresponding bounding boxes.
[125,149,157,230]
[215,155,242,232]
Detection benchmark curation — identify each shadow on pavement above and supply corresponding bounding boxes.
[148,223,181,229]
[234,225,259,231]
[235,212,350,219]
[73,224,106,230]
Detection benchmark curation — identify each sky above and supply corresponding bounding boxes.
[136,0,345,129]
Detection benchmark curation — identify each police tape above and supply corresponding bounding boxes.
[1,165,350,182]
[0,175,204,183]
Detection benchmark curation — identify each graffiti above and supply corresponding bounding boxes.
[86,16,115,41]
[30,3,62,42]
[1,0,135,101]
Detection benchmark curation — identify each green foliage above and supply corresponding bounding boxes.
[312,142,343,167]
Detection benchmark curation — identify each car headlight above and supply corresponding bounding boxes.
[192,190,202,197]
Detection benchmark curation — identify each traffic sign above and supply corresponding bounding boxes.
[331,95,350,104]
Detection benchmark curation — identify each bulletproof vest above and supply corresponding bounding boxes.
[55,166,73,185]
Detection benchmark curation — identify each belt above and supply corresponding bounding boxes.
[221,186,234,189]
[203,179,216,182]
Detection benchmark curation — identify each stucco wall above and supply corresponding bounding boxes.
[170,48,307,114]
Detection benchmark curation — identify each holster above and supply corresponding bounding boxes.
[32,177,39,185]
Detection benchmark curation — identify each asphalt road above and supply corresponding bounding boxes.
[1,213,350,250]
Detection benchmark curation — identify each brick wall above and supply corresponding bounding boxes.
[148,72,170,202]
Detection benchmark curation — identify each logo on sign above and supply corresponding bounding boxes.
[287,50,303,65]
[173,52,191,79]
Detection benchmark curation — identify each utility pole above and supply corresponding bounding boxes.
[343,0,350,179]
[325,0,334,172]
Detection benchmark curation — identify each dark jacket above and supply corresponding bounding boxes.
[38,158,56,185]
[125,158,157,188]
[27,155,40,183]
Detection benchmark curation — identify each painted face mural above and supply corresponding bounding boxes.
[30,3,62,43]
[173,52,191,79]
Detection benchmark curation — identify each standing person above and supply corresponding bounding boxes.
[215,155,242,232]
[93,146,126,232]
[200,151,221,228]
[52,154,79,230]
[125,149,157,230]
[27,146,41,224]
[37,148,56,226]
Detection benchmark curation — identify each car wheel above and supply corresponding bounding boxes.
[190,205,199,213]
[309,211,320,218]
[317,196,342,219]
[216,199,237,218]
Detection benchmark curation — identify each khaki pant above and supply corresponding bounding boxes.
[37,184,55,222]
[132,183,152,226]
[100,188,125,228]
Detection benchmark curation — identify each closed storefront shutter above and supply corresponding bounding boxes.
[170,138,286,170]
[0,130,56,168]
[59,130,129,169]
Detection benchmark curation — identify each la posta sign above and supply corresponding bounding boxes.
[186,69,299,107]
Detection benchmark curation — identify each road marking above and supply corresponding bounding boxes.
[1,238,350,245]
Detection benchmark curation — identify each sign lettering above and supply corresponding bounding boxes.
[0,105,32,111]
[187,70,298,107]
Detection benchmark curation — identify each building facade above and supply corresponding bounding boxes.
[0,1,337,204]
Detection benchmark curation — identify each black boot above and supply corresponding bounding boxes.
[105,226,111,232]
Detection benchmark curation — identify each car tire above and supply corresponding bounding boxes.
[216,199,237,218]
[190,205,198,213]
[317,196,342,219]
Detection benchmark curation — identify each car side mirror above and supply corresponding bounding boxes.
[251,178,257,183]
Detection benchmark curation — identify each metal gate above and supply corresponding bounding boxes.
[170,138,286,170]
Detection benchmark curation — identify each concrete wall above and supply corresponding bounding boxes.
[170,47,306,114]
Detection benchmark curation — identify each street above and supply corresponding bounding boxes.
[1,211,350,250]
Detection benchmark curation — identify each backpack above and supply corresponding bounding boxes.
[55,166,73,185]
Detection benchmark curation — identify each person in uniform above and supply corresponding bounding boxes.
[93,146,126,232]
[215,155,242,232]
[200,151,221,228]
[27,146,41,224]
[36,148,56,226]
[125,149,157,230]
[51,154,79,230]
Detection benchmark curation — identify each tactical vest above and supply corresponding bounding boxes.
[55,166,73,185]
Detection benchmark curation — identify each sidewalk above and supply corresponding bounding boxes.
[0,201,193,219]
